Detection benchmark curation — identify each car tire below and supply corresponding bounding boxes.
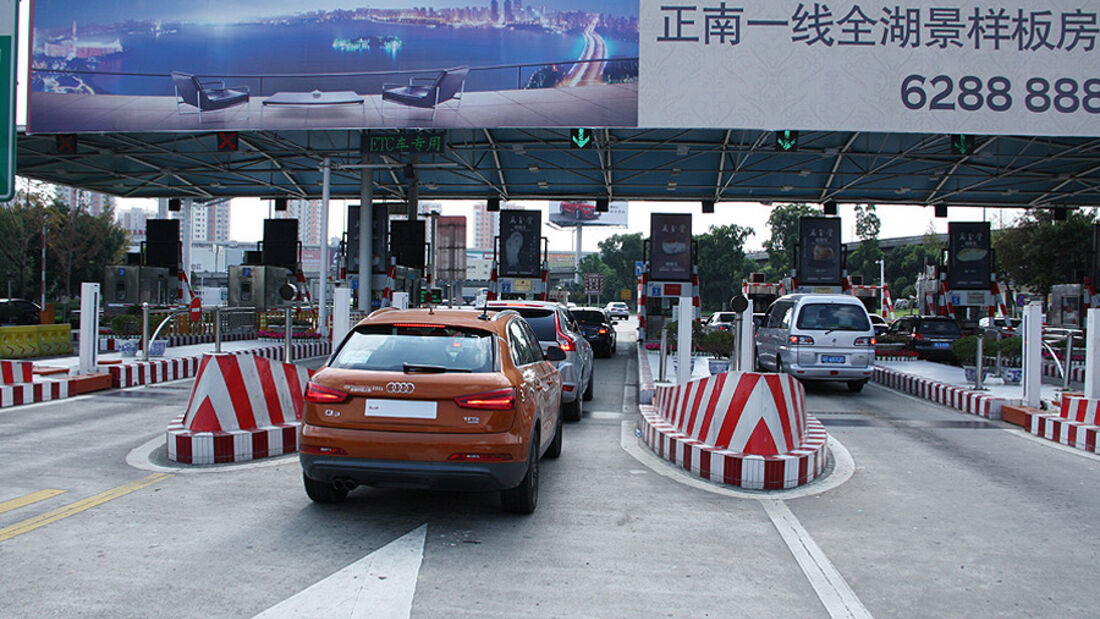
[562,394,582,422]
[545,414,563,459]
[847,380,866,393]
[501,434,539,514]
[582,372,594,401]
[303,473,348,504]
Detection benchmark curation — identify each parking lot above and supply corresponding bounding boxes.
[2,319,1100,617]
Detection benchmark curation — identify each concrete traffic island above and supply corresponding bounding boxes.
[639,371,828,490]
[166,353,313,465]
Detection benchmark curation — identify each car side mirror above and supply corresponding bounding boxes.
[545,346,566,362]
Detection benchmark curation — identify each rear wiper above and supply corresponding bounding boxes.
[403,363,447,373]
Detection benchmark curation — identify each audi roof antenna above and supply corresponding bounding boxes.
[478,291,491,321]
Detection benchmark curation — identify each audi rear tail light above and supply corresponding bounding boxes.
[305,381,349,404]
[454,388,516,410]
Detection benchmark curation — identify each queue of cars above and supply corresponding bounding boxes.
[301,301,612,514]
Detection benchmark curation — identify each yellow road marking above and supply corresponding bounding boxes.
[0,473,172,543]
[0,489,67,515]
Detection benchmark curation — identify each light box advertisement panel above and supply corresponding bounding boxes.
[28,0,639,133]
[948,221,991,290]
[498,209,542,278]
[640,1,1100,137]
[649,213,692,282]
[549,200,628,227]
[797,217,842,286]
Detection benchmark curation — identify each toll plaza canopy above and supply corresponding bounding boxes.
[14,128,1100,207]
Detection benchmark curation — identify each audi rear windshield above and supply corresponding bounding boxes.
[330,324,496,373]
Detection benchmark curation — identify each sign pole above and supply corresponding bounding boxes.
[358,150,373,312]
[319,158,331,337]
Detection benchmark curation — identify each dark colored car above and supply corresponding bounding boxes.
[0,298,41,326]
[887,315,963,361]
[570,307,617,358]
[869,314,889,337]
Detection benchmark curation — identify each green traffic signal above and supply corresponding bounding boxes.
[775,130,798,152]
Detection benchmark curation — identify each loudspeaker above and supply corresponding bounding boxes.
[168,198,181,212]
[1052,207,1068,221]
[596,198,609,212]
[263,219,299,269]
[487,198,501,212]
[702,200,714,214]
[274,197,288,212]
[823,200,837,215]
[935,204,948,218]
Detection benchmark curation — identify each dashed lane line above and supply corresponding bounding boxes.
[0,473,172,543]
[0,489,67,515]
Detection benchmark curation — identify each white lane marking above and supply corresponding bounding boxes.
[254,524,427,619]
[1002,428,1100,462]
[126,435,297,474]
[618,420,855,499]
[761,500,873,619]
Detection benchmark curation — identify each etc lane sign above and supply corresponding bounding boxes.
[639,0,1100,137]
[0,0,12,200]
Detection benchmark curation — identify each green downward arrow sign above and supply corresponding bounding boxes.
[572,128,591,149]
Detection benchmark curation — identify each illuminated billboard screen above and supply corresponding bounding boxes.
[549,201,628,227]
[28,0,639,133]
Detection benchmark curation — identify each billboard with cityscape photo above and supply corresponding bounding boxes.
[28,0,639,133]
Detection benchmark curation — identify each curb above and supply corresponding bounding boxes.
[871,365,1014,419]
[166,414,300,464]
[0,360,34,384]
[108,341,330,388]
[637,345,655,405]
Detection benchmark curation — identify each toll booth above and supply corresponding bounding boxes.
[492,209,548,302]
[227,265,298,311]
[102,263,173,308]
[742,273,783,312]
[1050,284,1089,329]
[846,276,881,315]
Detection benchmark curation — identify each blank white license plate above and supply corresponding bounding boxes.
[821,355,845,364]
[364,399,437,420]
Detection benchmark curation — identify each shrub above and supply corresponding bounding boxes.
[950,335,997,364]
[109,314,141,336]
[700,330,735,358]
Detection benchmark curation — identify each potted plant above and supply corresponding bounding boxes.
[997,336,1023,384]
[951,335,996,384]
[700,330,734,374]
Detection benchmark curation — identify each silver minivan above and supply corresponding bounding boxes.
[755,294,875,393]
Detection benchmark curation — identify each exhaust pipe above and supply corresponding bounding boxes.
[342,478,358,491]
[332,478,345,491]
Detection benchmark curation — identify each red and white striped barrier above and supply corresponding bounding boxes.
[871,365,1012,419]
[640,371,828,490]
[109,341,331,388]
[0,360,34,384]
[0,381,68,407]
[166,353,313,464]
[1025,396,1100,455]
[1042,359,1085,383]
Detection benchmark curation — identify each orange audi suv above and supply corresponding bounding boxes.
[300,308,564,513]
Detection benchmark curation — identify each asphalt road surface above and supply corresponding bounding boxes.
[2,319,1099,617]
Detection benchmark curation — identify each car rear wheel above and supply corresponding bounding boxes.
[545,414,563,459]
[582,372,594,401]
[303,473,348,504]
[501,434,539,514]
[562,394,582,421]
[847,380,866,393]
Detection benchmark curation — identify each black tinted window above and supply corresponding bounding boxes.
[571,310,606,324]
[511,309,557,341]
[796,304,871,331]
[331,324,495,372]
[918,319,961,335]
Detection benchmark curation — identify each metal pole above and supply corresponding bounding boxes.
[319,158,331,337]
[975,334,984,389]
[574,225,583,284]
[284,306,293,363]
[732,315,741,372]
[1063,334,1075,391]
[141,302,150,362]
[214,306,222,353]
[182,199,193,303]
[1086,309,1100,400]
[359,150,374,312]
[658,326,667,383]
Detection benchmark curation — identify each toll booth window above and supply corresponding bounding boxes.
[116,280,126,302]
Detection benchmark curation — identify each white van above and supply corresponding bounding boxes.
[755,294,876,393]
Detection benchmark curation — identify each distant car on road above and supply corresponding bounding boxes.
[978,316,1020,335]
[0,298,41,326]
[604,301,629,321]
[868,313,889,337]
[703,311,738,333]
[887,315,963,362]
[571,307,617,358]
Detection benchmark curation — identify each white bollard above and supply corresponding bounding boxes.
[1022,301,1043,408]
[1085,309,1100,400]
[677,296,691,384]
[392,291,410,310]
[332,287,352,349]
[78,282,101,375]
[740,299,755,372]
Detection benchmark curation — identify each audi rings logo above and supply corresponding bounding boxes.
[386,382,416,394]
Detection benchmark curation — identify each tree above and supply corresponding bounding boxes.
[694,223,753,311]
[847,204,882,282]
[595,233,644,302]
[763,203,820,279]
[0,188,50,299]
[994,208,1097,297]
[883,227,943,298]
[47,199,127,302]
[576,253,614,304]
